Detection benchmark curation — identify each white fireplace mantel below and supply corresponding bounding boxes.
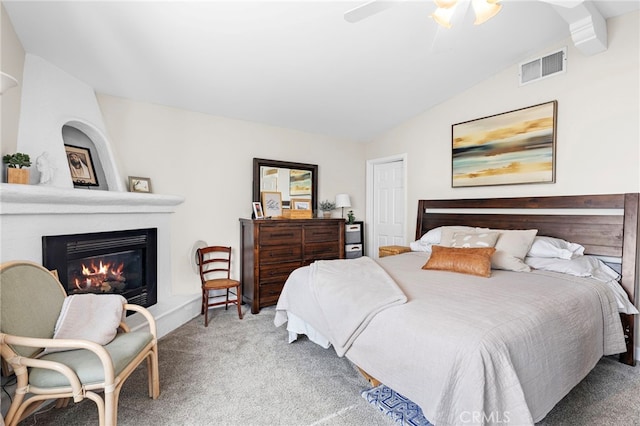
[0,183,184,215]
[0,183,195,338]
[1,56,196,338]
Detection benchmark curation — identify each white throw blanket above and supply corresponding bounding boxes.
[308,257,407,356]
[46,294,127,353]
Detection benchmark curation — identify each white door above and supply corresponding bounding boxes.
[367,157,406,257]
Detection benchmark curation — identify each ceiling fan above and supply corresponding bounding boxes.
[344,0,503,28]
[343,0,589,26]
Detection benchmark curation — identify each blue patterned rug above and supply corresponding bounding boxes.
[361,384,433,426]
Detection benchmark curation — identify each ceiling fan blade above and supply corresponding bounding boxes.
[344,0,404,23]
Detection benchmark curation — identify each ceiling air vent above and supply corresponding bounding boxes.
[519,47,567,86]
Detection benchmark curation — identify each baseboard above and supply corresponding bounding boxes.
[126,293,201,338]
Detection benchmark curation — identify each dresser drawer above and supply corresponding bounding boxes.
[304,225,339,243]
[259,262,301,285]
[259,245,302,264]
[240,218,345,314]
[304,241,340,261]
[259,226,302,246]
[259,283,285,307]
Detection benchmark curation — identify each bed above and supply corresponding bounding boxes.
[274,193,639,425]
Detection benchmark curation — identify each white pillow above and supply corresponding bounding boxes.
[409,240,431,252]
[525,255,619,280]
[410,227,443,252]
[491,229,538,272]
[419,226,445,244]
[527,236,585,259]
[525,256,638,314]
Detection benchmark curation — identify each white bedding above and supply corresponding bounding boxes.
[274,252,627,426]
[275,256,407,356]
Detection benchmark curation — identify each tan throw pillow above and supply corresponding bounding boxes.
[438,226,478,247]
[491,229,538,272]
[422,245,496,277]
[450,231,499,248]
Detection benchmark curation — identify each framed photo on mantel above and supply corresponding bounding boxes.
[129,176,152,193]
[64,144,99,187]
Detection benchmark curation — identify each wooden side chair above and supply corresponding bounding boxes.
[0,260,159,426]
[197,246,243,327]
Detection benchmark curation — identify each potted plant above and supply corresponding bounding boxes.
[347,210,355,224]
[319,200,335,218]
[3,152,32,184]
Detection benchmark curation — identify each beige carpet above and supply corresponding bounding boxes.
[11,306,640,425]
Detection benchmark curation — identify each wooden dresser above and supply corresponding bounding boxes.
[239,218,345,313]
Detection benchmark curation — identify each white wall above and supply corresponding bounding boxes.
[1,3,24,154]
[15,54,125,189]
[366,11,640,242]
[96,95,367,297]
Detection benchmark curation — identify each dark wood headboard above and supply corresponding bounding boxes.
[415,193,639,365]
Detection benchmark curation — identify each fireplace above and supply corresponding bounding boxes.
[42,228,157,308]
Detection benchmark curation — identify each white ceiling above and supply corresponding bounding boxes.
[4,1,639,141]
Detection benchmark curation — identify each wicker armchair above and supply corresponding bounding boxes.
[0,260,160,425]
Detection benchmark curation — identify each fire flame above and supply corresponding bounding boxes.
[74,260,125,290]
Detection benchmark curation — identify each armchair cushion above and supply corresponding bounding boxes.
[30,331,154,388]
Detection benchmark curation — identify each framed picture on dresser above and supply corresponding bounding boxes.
[291,198,311,210]
[261,191,282,218]
[252,202,264,219]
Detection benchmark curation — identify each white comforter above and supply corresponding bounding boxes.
[274,252,626,426]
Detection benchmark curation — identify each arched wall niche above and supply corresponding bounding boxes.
[60,120,125,192]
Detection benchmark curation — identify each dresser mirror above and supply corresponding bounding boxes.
[253,158,318,213]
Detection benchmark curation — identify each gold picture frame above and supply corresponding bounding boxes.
[261,191,282,218]
[128,176,152,193]
[291,198,311,210]
[289,198,313,218]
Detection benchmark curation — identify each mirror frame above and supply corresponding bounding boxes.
[253,158,318,213]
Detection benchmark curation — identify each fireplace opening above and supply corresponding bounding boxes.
[42,228,157,309]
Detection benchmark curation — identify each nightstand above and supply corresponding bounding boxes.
[379,245,411,258]
[345,221,364,259]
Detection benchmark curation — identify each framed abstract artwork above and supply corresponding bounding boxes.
[452,100,557,187]
[289,169,312,196]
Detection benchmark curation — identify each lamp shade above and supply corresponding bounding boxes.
[430,6,456,28]
[434,0,458,9]
[472,0,502,25]
[335,194,351,208]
